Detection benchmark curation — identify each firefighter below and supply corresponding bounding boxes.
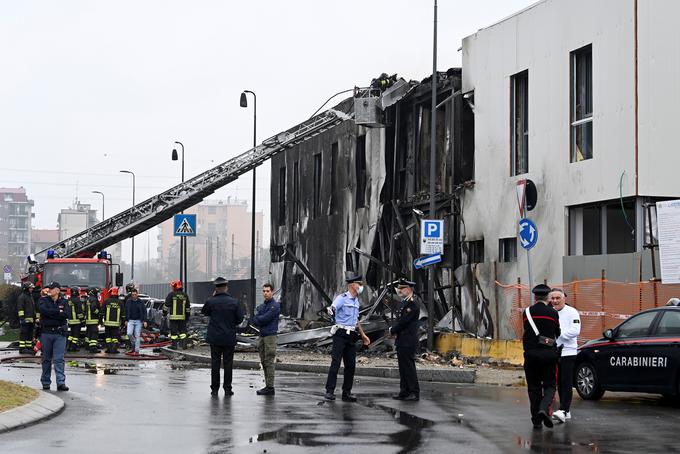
[17,282,37,354]
[102,287,124,353]
[164,280,190,349]
[84,287,101,353]
[66,287,84,352]
[79,288,88,345]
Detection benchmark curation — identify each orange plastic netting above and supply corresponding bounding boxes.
[500,279,680,343]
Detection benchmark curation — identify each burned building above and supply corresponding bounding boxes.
[269,69,482,335]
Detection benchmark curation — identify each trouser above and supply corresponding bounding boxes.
[397,347,420,397]
[67,324,81,350]
[104,326,120,352]
[325,330,357,394]
[86,324,99,351]
[41,331,67,386]
[258,335,277,388]
[210,344,235,392]
[558,355,576,412]
[127,320,143,352]
[19,321,34,350]
[524,348,559,424]
[169,319,187,346]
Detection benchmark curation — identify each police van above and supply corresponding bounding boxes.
[575,301,680,400]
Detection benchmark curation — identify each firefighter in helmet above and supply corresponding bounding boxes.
[163,280,190,349]
[67,287,84,352]
[17,282,37,354]
[84,287,101,353]
[102,287,125,353]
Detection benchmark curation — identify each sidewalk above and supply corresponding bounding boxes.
[162,347,477,384]
[0,390,64,434]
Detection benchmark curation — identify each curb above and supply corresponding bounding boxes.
[0,390,65,434]
[161,347,476,384]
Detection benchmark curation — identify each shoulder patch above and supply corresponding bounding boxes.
[573,319,580,324]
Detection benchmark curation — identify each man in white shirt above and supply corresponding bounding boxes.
[549,288,580,423]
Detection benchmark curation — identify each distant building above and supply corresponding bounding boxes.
[0,187,34,280]
[31,229,59,254]
[57,200,98,241]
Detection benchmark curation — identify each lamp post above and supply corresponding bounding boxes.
[120,170,136,281]
[240,90,256,318]
[427,0,438,351]
[91,190,105,220]
[172,141,186,285]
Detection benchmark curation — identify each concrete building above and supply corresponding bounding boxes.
[460,0,680,337]
[0,187,34,281]
[31,229,59,254]
[157,198,264,282]
[57,200,98,241]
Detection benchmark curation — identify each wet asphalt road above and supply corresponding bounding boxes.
[1,358,679,453]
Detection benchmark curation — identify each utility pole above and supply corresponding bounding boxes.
[427,0,438,352]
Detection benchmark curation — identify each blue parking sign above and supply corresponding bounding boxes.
[420,219,444,255]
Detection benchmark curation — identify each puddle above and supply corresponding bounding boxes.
[250,429,324,446]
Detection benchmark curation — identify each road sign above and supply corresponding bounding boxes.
[3,265,11,273]
[656,200,680,283]
[420,219,444,255]
[173,214,197,237]
[414,253,442,270]
[518,218,538,250]
[4,272,11,282]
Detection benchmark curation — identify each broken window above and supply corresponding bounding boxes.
[278,166,286,226]
[330,141,338,214]
[511,70,529,176]
[293,161,300,222]
[606,200,636,254]
[571,44,593,162]
[356,135,367,208]
[499,237,517,263]
[313,153,322,219]
[569,199,637,256]
[466,239,485,263]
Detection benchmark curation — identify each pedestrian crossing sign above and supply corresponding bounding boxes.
[173,214,196,237]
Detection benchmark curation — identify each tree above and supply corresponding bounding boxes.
[0,284,21,328]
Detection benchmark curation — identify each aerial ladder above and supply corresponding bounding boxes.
[33,105,354,261]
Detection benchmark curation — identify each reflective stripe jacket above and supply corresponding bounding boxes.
[164,291,190,321]
[67,297,85,326]
[85,295,100,325]
[102,297,124,327]
[17,292,37,323]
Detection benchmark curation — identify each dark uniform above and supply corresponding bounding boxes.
[201,277,244,396]
[84,289,101,352]
[390,279,421,401]
[102,292,124,353]
[67,288,84,351]
[17,284,37,354]
[164,286,190,349]
[523,284,561,429]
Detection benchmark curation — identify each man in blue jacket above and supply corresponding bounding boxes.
[252,283,280,396]
[201,277,244,397]
[124,288,147,356]
[38,282,71,391]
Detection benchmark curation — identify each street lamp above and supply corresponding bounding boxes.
[240,90,257,318]
[172,141,186,285]
[92,190,105,220]
[120,170,136,281]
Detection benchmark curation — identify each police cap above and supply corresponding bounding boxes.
[48,282,61,290]
[213,276,228,287]
[397,278,416,288]
[345,273,363,284]
[532,284,551,297]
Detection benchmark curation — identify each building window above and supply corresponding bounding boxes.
[208,206,216,215]
[569,199,636,256]
[313,153,322,219]
[330,142,339,214]
[571,44,593,162]
[466,239,485,263]
[510,70,529,176]
[293,161,300,222]
[356,135,367,208]
[499,237,517,263]
[278,167,286,226]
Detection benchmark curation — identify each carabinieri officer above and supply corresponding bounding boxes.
[390,278,421,401]
[324,273,371,402]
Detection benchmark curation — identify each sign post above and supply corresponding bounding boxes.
[518,218,538,288]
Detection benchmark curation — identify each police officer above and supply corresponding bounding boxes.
[201,277,244,397]
[389,278,421,401]
[84,287,101,353]
[102,287,124,353]
[38,282,70,391]
[324,273,371,402]
[523,284,561,429]
[66,287,84,352]
[164,280,190,349]
[17,282,37,355]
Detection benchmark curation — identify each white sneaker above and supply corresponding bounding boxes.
[552,410,566,423]
[564,411,571,420]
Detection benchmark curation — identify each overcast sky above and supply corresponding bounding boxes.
[0,0,535,262]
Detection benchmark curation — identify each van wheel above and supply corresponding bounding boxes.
[576,362,605,400]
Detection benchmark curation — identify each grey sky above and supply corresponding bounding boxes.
[0,0,535,262]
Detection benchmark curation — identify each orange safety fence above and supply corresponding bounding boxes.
[497,279,680,343]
